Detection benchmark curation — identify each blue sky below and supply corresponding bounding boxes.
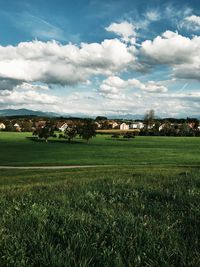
[0,0,200,117]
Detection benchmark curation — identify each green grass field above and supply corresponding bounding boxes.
[0,132,200,166]
[0,132,200,266]
[0,167,200,266]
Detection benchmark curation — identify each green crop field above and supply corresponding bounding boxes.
[0,132,200,266]
[0,131,200,166]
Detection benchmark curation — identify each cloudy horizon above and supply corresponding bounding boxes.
[0,0,200,118]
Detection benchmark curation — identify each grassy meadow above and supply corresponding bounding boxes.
[0,167,200,266]
[0,132,200,266]
[0,131,200,166]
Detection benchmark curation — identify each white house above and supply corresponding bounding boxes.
[111,122,119,129]
[14,123,21,132]
[0,123,6,130]
[130,122,144,129]
[159,124,165,131]
[108,121,119,129]
[148,123,155,129]
[59,123,68,132]
[95,122,101,128]
[120,123,129,130]
[130,123,138,129]
[138,122,144,129]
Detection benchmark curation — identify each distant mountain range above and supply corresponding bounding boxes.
[0,108,144,119]
[0,109,60,117]
[0,108,199,120]
[107,114,144,120]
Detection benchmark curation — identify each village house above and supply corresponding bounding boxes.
[188,122,200,130]
[120,123,129,130]
[59,122,69,132]
[130,122,144,129]
[95,122,101,129]
[147,123,155,129]
[108,121,119,129]
[159,123,165,131]
[0,122,6,130]
[14,123,21,132]
[111,121,119,129]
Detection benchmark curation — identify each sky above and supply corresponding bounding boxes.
[0,0,200,118]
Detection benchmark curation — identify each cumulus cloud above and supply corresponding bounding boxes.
[140,31,200,80]
[15,82,49,91]
[0,19,199,117]
[105,21,136,44]
[99,76,168,97]
[181,15,200,31]
[0,89,59,107]
[0,84,199,118]
[0,39,136,90]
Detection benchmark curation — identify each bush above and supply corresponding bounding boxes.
[123,132,135,139]
[111,133,120,138]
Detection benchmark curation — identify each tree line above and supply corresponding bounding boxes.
[33,119,96,143]
[141,110,200,137]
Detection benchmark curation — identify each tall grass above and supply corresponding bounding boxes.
[0,167,199,266]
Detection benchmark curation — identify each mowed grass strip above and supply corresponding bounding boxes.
[0,132,200,166]
[0,167,200,266]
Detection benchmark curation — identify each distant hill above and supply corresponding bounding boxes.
[0,109,59,117]
[0,108,198,120]
[107,114,144,120]
[0,109,144,119]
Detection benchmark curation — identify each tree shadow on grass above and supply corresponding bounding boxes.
[26,137,83,144]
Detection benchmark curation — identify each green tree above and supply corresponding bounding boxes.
[78,120,96,143]
[179,122,190,136]
[152,121,160,135]
[4,121,15,132]
[34,124,54,142]
[123,132,135,140]
[96,116,107,121]
[143,109,155,134]
[160,121,172,136]
[64,124,77,142]
[21,120,33,132]
[101,120,111,129]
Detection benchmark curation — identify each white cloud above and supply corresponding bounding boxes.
[140,31,200,80]
[0,85,199,118]
[0,89,59,106]
[99,76,168,97]
[181,15,200,31]
[145,9,160,21]
[105,21,136,43]
[185,15,200,25]
[142,81,168,93]
[164,4,192,22]
[0,39,136,90]
[15,82,49,91]
[0,19,200,118]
